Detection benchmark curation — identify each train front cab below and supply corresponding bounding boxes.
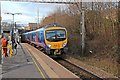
[21,33,28,43]
[44,26,68,56]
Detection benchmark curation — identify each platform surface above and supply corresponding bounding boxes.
[2,44,48,79]
[1,43,79,80]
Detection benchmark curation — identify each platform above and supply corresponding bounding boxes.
[2,44,48,79]
[1,43,79,79]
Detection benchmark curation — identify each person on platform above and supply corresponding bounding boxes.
[1,37,8,57]
[13,37,17,49]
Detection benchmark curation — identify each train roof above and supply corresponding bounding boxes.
[44,23,64,29]
[36,27,44,31]
[22,30,36,35]
[22,23,65,35]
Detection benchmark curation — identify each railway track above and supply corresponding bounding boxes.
[29,43,103,79]
[54,58,102,80]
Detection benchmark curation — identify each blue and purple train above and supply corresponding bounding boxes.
[22,23,68,56]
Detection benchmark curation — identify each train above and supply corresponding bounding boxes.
[21,23,68,56]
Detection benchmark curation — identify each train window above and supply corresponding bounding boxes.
[38,32,40,41]
[32,32,36,42]
[46,30,66,42]
[31,34,33,41]
[38,31,42,42]
[40,33,42,40]
[56,30,66,38]
[30,34,32,40]
[46,31,55,39]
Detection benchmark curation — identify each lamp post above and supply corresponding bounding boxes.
[4,13,22,50]
[0,1,1,64]
[5,13,22,32]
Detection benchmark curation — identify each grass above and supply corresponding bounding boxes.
[83,58,118,76]
[70,54,119,77]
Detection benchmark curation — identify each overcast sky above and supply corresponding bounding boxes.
[1,1,65,25]
[1,0,118,25]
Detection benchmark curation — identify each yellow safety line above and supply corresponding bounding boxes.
[25,46,46,80]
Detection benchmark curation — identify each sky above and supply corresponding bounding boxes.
[1,1,66,25]
[1,0,118,25]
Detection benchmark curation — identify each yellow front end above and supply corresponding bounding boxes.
[44,27,68,55]
[46,40,67,49]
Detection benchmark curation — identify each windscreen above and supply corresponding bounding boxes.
[46,30,66,42]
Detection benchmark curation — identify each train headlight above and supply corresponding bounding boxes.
[47,44,51,48]
[62,42,67,47]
